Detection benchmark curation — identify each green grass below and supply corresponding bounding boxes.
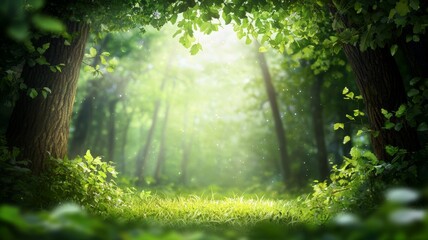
[104,189,315,231]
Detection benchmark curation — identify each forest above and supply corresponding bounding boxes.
[0,0,427,239]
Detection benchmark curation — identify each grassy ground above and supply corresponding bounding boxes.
[106,189,312,231]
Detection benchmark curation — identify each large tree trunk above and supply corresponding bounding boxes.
[154,103,170,185]
[342,45,420,161]
[256,47,290,184]
[310,75,329,181]
[6,21,90,174]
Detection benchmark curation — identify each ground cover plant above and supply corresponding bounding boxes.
[1,0,428,239]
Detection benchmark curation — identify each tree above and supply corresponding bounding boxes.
[3,0,190,174]
[256,44,291,184]
[6,21,90,174]
[310,74,329,181]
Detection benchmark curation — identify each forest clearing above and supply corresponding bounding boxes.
[0,0,427,239]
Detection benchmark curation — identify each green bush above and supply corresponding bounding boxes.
[41,150,127,214]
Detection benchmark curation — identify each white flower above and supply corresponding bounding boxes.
[390,208,426,225]
[152,10,161,20]
[385,187,420,204]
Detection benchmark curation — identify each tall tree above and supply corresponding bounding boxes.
[153,103,170,184]
[310,74,329,180]
[134,58,172,184]
[256,45,290,184]
[6,21,90,174]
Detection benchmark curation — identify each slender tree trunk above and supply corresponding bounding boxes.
[6,21,90,174]
[154,103,170,184]
[119,110,133,174]
[107,99,119,160]
[134,55,172,184]
[342,45,420,161]
[256,46,290,184]
[180,128,193,186]
[310,75,329,180]
[134,100,161,184]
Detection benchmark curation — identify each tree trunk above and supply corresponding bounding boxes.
[180,129,193,186]
[119,110,133,174]
[310,74,329,181]
[154,103,170,185]
[134,100,161,185]
[6,21,90,174]
[134,56,171,184]
[107,99,118,160]
[256,46,290,184]
[342,45,420,161]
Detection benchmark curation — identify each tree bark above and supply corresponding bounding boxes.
[6,21,90,174]
[342,45,420,161]
[256,47,290,184]
[310,74,329,181]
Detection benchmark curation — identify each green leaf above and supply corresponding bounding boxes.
[390,44,398,56]
[32,14,65,33]
[346,114,355,120]
[386,145,399,156]
[385,121,395,129]
[89,47,97,57]
[258,46,268,52]
[395,104,407,117]
[354,2,363,13]
[0,205,28,231]
[356,130,364,136]
[409,78,420,86]
[190,43,202,55]
[394,122,403,131]
[334,123,344,130]
[342,87,349,95]
[409,0,420,10]
[396,0,410,16]
[407,88,419,97]
[43,87,52,93]
[381,108,393,119]
[84,65,95,73]
[417,122,428,131]
[29,88,38,99]
[343,136,351,144]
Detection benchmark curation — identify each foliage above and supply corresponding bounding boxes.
[41,150,127,214]
[0,138,128,214]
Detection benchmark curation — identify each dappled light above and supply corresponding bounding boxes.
[0,0,427,239]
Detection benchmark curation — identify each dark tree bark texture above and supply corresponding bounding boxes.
[6,21,90,174]
[342,45,420,161]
